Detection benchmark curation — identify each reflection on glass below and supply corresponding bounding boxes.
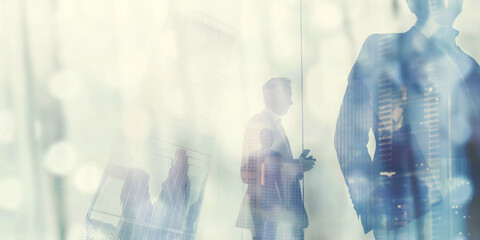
[237,78,316,240]
[335,0,480,239]
[81,148,205,240]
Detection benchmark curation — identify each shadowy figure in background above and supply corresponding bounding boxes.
[237,78,316,240]
[116,149,192,240]
[335,0,480,239]
[150,148,191,239]
[245,128,283,240]
[119,169,153,240]
[184,178,208,240]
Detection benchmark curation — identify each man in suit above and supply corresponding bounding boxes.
[335,0,480,239]
[237,77,316,240]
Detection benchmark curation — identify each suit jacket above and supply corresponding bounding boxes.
[335,27,480,234]
[237,110,308,230]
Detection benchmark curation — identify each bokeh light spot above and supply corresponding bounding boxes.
[0,176,24,211]
[73,162,102,194]
[0,110,15,144]
[45,141,79,175]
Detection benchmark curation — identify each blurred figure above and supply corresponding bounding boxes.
[150,148,191,239]
[184,178,208,240]
[119,169,153,240]
[335,0,480,239]
[244,128,283,240]
[237,78,316,240]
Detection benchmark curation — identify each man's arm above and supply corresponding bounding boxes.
[334,36,375,222]
[296,151,315,179]
[464,65,480,193]
[241,120,267,184]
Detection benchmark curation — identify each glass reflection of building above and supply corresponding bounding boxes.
[372,34,469,238]
[78,5,236,240]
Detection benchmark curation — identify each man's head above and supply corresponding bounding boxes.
[262,77,293,116]
[406,0,463,26]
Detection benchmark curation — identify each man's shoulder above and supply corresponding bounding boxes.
[457,47,480,68]
[450,45,480,83]
[244,112,275,133]
[464,55,480,85]
[361,32,404,45]
[356,33,405,61]
[247,112,274,125]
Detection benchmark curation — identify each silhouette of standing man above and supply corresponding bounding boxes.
[335,1,480,239]
[237,78,315,240]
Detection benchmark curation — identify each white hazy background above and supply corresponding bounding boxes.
[1,0,480,239]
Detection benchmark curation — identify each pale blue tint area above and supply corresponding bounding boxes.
[0,0,480,240]
[335,0,480,239]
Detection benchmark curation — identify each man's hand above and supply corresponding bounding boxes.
[298,149,316,172]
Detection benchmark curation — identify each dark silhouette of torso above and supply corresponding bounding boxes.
[335,25,480,238]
